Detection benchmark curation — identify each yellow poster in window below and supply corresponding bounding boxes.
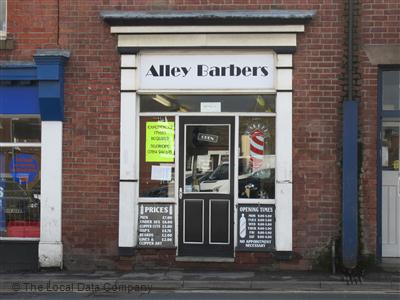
[146,122,175,162]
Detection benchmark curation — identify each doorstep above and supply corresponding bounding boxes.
[175,256,235,263]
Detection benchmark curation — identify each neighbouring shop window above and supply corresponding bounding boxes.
[382,70,400,111]
[238,117,275,199]
[140,94,275,113]
[0,117,40,238]
[139,116,175,198]
[0,118,41,143]
[0,0,6,39]
[382,125,399,170]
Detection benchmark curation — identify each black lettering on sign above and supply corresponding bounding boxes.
[148,64,270,77]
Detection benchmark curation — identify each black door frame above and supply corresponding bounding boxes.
[178,116,235,257]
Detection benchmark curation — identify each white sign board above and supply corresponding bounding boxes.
[201,102,221,112]
[139,53,275,90]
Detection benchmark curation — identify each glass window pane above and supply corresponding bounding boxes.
[0,147,41,238]
[0,0,6,37]
[184,124,230,194]
[0,117,41,143]
[238,117,275,199]
[139,117,175,198]
[382,71,400,111]
[382,123,399,170]
[140,94,275,113]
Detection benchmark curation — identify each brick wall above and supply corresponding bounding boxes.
[2,0,396,270]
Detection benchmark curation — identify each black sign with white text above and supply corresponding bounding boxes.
[236,204,275,251]
[138,203,175,248]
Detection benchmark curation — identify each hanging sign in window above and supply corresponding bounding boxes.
[9,154,39,184]
[146,122,175,162]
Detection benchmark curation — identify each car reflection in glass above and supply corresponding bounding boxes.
[199,163,275,199]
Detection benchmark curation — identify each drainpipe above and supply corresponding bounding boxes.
[342,0,359,269]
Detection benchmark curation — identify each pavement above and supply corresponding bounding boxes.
[0,269,399,294]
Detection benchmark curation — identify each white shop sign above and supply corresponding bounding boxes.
[139,53,275,90]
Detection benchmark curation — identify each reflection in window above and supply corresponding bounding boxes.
[140,94,275,113]
[139,117,175,198]
[238,117,275,199]
[0,147,41,238]
[0,117,41,143]
[184,125,230,194]
[382,71,400,111]
[382,125,399,170]
[0,0,6,39]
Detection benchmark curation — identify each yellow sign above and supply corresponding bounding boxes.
[146,122,175,162]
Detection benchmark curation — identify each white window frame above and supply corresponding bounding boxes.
[0,0,7,40]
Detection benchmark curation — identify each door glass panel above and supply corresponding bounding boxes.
[184,124,230,194]
[210,200,229,244]
[382,123,399,170]
[238,117,275,199]
[184,199,203,243]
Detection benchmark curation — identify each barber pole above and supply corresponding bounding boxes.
[250,129,265,171]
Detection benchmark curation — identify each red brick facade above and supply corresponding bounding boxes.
[1,0,399,270]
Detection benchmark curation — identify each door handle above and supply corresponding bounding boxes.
[179,187,183,200]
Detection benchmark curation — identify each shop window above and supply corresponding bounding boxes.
[381,69,400,171]
[0,117,41,238]
[140,94,275,113]
[139,116,175,198]
[0,0,6,40]
[238,117,275,199]
[382,70,400,111]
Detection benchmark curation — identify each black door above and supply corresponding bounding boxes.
[178,116,234,257]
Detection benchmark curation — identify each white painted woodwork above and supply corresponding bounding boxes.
[120,92,136,180]
[275,92,293,251]
[39,121,63,268]
[120,69,136,91]
[382,170,400,257]
[111,25,305,34]
[277,69,293,90]
[121,54,137,68]
[118,33,297,48]
[277,54,293,67]
[119,181,137,247]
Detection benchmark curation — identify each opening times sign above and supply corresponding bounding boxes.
[146,122,175,163]
[237,204,275,251]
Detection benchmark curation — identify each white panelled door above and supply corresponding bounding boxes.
[382,120,400,257]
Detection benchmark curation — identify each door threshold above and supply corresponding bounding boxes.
[176,256,234,263]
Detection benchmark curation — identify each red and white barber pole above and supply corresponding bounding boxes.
[250,129,265,171]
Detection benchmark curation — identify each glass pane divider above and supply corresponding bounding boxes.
[0,143,41,147]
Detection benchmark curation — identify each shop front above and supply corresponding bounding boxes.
[102,11,314,263]
[0,50,69,270]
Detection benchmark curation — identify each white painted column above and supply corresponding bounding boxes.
[275,54,293,251]
[118,54,138,251]
[39,121,63,268]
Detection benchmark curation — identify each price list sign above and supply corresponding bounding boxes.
[237,204,275,251]
[138,203,175,248]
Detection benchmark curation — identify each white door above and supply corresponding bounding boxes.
[382,122,400,257]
